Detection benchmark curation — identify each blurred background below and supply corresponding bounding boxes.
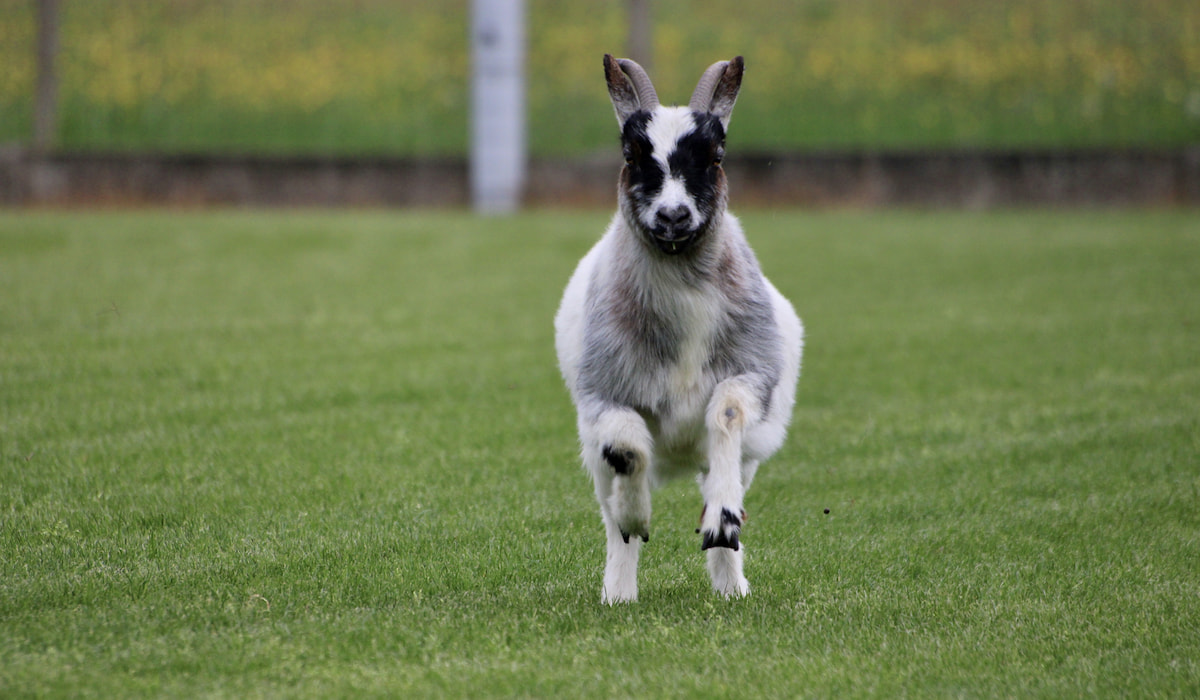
[1,0,1198,207]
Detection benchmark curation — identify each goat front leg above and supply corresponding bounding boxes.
[583,406,654,603]
[698,376,763,597]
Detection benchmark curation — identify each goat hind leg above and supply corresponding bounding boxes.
[698,464,751,598]
[699,379,760,550]
[698,378,761,597]
[707,544,749,598]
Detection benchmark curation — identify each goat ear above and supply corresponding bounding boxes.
[604,54,641,126]
[689,56,744,130]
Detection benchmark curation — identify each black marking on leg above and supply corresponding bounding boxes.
[602,445,634,475]
[619,529,648,544]
[700,507,743,551]
[701,531,740,551]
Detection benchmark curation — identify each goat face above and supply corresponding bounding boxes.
[619,109,726,255]
[605,55,744,256]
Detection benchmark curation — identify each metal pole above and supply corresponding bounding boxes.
[628,0,652,75]
[470,0,526,214]
[33,0,60,152]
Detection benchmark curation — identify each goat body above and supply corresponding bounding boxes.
[555,55,803,604]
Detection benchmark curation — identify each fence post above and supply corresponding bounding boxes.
[33,0,60,152]
[628,0,652,75]
[470,0,527,214]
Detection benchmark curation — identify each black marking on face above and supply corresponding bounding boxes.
[620,112,664,218]
[619,112,668,256]
[668,112,726,225]
[618,111,728,257]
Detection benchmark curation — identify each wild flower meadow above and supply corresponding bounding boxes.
[0,0,1196,153]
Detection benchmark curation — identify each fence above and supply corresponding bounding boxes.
[4,147,1197,207]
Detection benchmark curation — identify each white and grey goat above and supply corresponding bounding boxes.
[555,55,804,603]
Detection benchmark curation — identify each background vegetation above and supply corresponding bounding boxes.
[1,0,1198,155]
[2,209,1198,696]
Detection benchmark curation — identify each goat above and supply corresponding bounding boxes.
[554,55,804,603]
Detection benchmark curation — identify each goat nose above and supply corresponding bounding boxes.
[656,206,690,230]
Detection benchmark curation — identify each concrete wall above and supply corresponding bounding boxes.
[3,147,1197,208]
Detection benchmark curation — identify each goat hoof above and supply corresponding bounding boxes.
[602,444,636,475]
[699,507,742,551]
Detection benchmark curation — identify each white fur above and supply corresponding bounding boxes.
[638,107,703,231]
[556,211,803,604]
[646,107,696,167]
[555,79,802,602]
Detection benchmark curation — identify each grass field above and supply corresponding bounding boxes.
[1,208,1199,696]
[2,0,1198,154]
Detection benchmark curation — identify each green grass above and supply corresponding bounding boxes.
[1,0,1198,154]
[1,208,1198,697]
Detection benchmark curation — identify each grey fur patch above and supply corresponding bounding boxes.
[574,222,783,424]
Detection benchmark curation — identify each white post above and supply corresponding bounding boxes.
[33,0,60,153]
[628,0,653,76]
[470,0,526,214]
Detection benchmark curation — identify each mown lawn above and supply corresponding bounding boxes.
[1,208,1198,697]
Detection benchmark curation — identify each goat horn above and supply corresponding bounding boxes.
[617,58,659,110]
[688,60,731,112]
